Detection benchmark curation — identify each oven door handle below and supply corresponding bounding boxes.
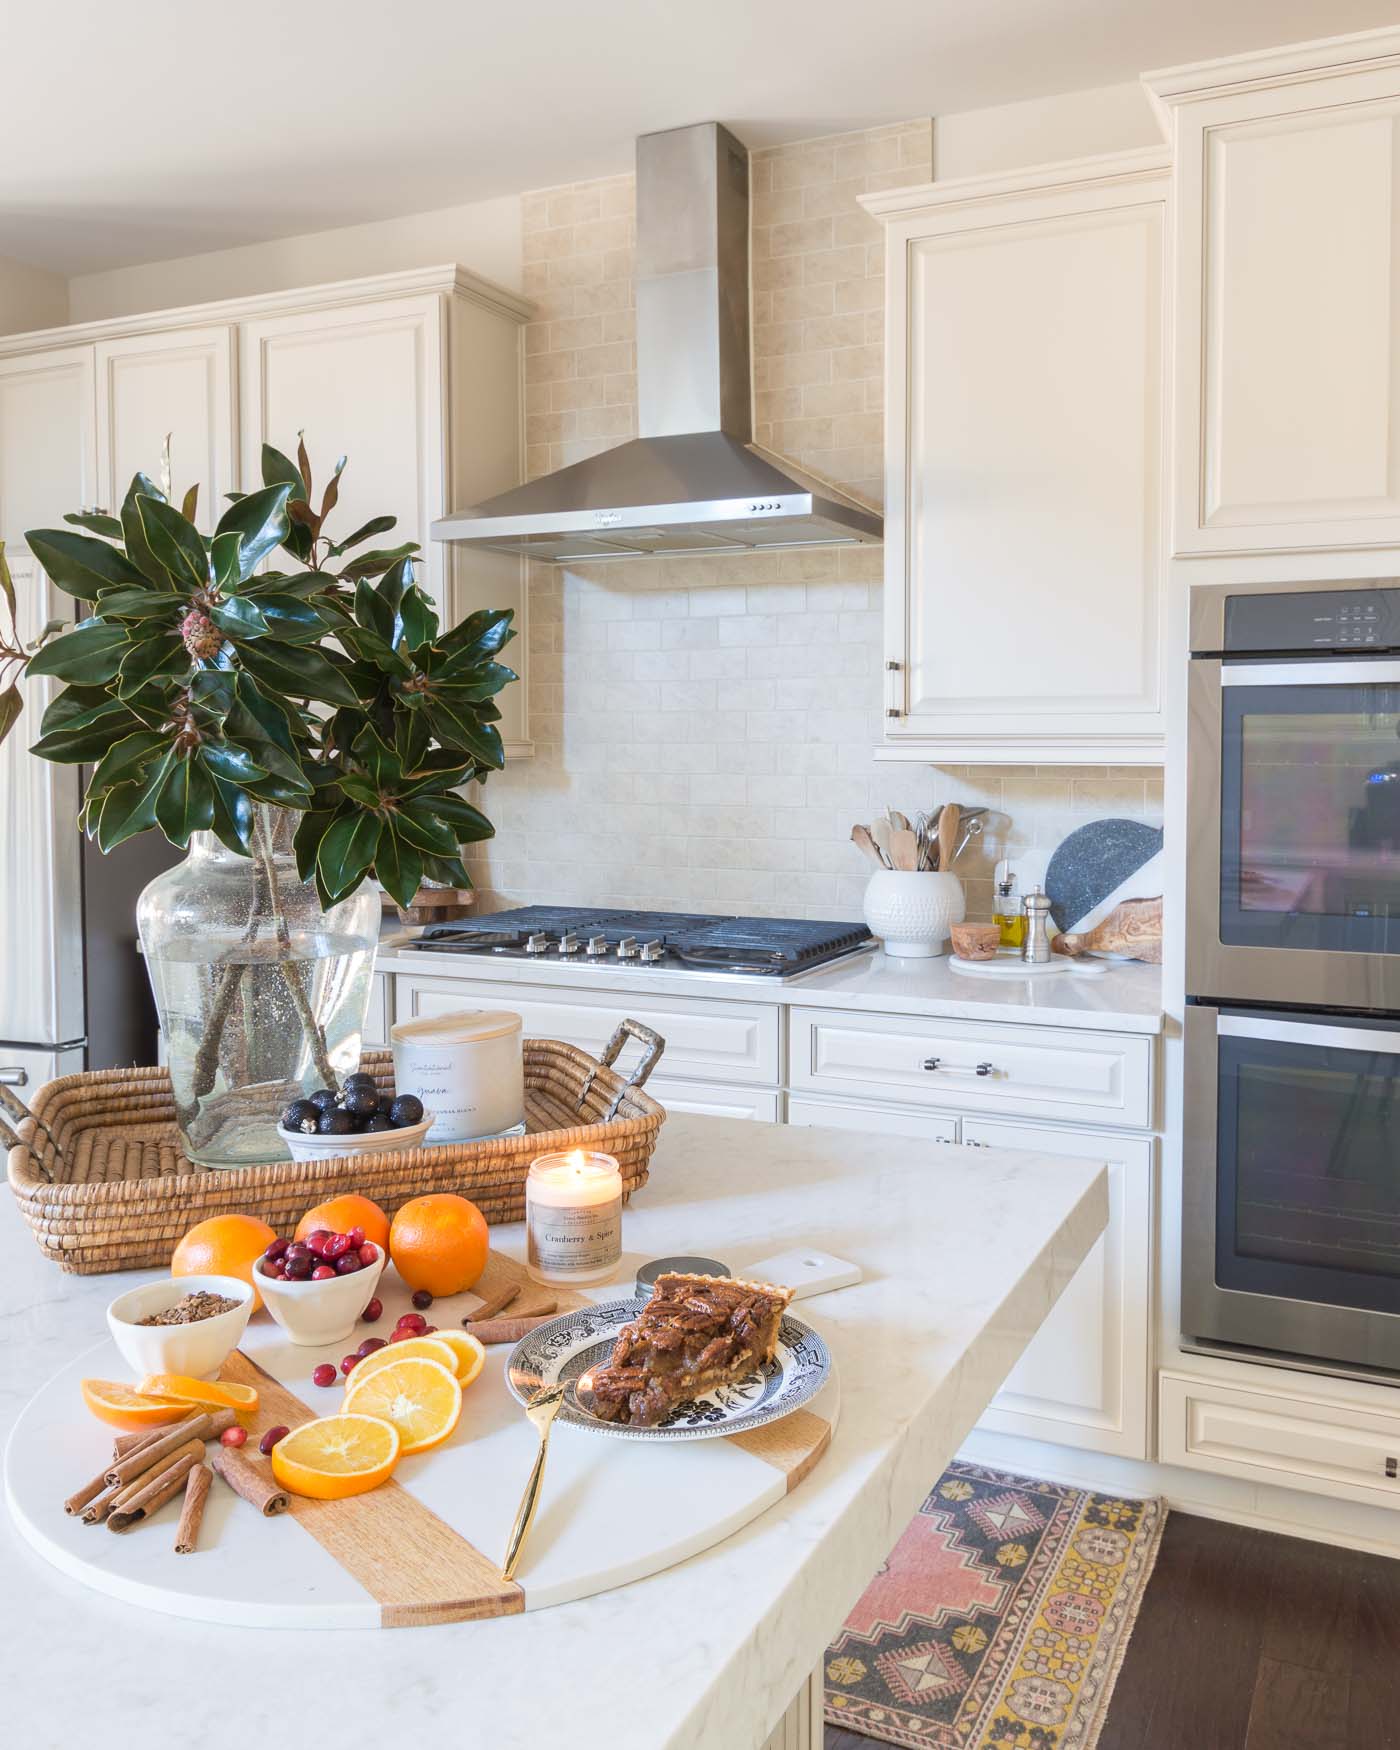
[1221,659,1400,688]
[1219,1014,1400,1053]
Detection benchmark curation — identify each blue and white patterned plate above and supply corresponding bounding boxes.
[506,1297,832,1442]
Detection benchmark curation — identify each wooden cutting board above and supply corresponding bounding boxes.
[5,1251,837,1629]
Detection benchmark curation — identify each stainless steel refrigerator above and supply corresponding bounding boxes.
[0,550,175,1099]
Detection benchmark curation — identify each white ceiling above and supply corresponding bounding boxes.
[8,0,1399,277]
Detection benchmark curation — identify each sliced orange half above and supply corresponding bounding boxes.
[270,1413,401,1500]
[345,1335,456,1389]
[422,1329,486,1388]
[80,1379,190,1431]
[136,1373,259,1414]
[343,1356,462,1455]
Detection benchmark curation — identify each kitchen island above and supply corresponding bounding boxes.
[2,1114,1106,1750]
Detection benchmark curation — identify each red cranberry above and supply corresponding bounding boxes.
[346,1226,366,1248]
[310,1265,336,1281]
[303,1228,330,1251]
[361,1297,383,1324]
[411,1289,434,1310]
[389,1326,418,1342]
[258,1426,289,1456]
[396,1311,427,1334]
[283,1251,313,1280]
[421,1325,438,1335]
[263,1237,290,1261]
[340,1354,359,1376]
[220,1425,247,1448]
[357,1337,388,1357]
[358,1243,379,1266]
[335,1251,362,1275]
[312,1363,337,1387]
[323,1232,352,1260]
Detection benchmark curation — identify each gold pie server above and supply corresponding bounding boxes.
[500,1381,568,1581]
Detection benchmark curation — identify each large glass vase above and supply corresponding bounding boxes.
[136,806,380,1168]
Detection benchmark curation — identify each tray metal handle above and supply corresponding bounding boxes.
[580,1018,667,1122]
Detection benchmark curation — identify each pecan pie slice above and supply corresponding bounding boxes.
[586,1272,793,1427]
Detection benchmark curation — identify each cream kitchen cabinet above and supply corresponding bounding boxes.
[0,345,96,549]
[863,149,1168,763]
[94,327,236,528]
[1147,29,1400,557]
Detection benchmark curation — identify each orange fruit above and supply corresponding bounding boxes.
[171,1213,278,1312]
[424,1329,486,1388]
[136,1373,259,1414]
[344,1356,462,1454]
[388,1193,489,1297]
[270,1414,400,1500]
[296,1193,389,1252]
[81,1379,189,1431]
[346,1335,457,1388]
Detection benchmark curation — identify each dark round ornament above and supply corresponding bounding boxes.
[308,1088,340,1113]
[342,1088,381,1120]
[281,1098,320,1133]
[317,1108,356,1136]
[362,1114,394,1132]
[388,1094,424,1128]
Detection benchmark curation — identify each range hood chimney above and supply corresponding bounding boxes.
[431,122,882,562]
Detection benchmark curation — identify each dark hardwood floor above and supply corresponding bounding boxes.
[826,1512,1400,1750]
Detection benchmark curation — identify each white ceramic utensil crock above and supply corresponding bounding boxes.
[862,869,966,957]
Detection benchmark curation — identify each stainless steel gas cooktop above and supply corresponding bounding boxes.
[401,906,875,980]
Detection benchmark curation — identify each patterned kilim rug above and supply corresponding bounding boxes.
[824,1462,1165,1749]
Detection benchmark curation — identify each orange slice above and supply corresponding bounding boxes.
[344,1356,462,1455]
[422,1329,486,1388]
[81,1379,190,1431]
[136,1373,259,1414]
[345,1335,456,1389]
[270,1413,400,1500]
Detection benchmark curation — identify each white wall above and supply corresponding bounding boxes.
[0,252,67,335]
[66,194,523,322]
[933,81,1163,181]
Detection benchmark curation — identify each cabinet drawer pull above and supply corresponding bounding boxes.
[921,1057,999,1078]
[922,1057,941,1071]
[976,1062,995,1077]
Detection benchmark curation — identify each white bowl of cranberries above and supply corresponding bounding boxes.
[255,1226,387,1347]
[276,1071,433,1163]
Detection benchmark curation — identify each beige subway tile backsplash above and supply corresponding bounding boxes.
[470,121,1162,921]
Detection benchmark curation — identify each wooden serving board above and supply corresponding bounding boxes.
[4,1252,837,1629]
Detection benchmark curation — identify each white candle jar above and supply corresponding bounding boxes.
[526,1149,623,1286]
[390,1008,525,1144]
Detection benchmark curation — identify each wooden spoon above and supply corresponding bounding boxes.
[887,809,911,833]
[851,824,888,869]
[937,802,961,871]
[889,827,920,871]
[870,817,894,868]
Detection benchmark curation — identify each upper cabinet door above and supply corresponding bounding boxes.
[239,295,446,607]
[94,327,236,529]
[872,155,1167,763]
[1152,44,1400,556]
[0,345,96,551]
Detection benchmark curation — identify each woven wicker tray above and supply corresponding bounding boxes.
[5,1032,666,1276]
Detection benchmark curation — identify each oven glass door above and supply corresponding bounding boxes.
[1216,1012,1400,1317]
[1220,660,1400,956]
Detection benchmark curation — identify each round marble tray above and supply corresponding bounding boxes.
[4,1285,838,1630]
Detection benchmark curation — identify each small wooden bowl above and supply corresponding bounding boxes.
[950,922,1002,961]
[393,886,476,925]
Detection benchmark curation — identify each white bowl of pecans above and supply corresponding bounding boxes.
[106,1275,255,1381]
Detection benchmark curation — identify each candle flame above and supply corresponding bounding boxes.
[567,1148,587,1175]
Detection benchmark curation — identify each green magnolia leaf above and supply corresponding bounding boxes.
[116,630,184,698]
[320,455,346,525]
[336,621,409,671]
[352,723,403,788]
[0,540,15,632]
[199,741,269,785]
[188,668,237,723]
[207,774,254,854]
[376,556,413,619]
[90,586,182,620]
[373,819,423,907]
[419,851,472,888]
[238,640,359,709]
[88,729,169,798]
[39,686,135,737]
[0,683,22,748]
[336,542,419,582]
[232,673,300,761]
[62,511,124,539]
[398,586,438,652]
[354,576,395,642]
[181,483,200,526]
[241,569,334,601]
[251,594,326,643]
[261,443,307,498]
[416,790,494,840]
[316,809,382,904]
[439,606,515,662]
[423,698,505,770]
[27,621,129,684]
[154,755,216,844]
[135,496,209,592]
[390,802,458,858]
[241,772,314,808]
[25,529,148,599]
[326,513,395,557]
[213,483,294,579]
[94,746,176,851]
[433,658,517,699]
[120,475,173,587]
[210,531,243,591]
[210,596,271,640]
[293,806,338,883]
[337,774,382,808]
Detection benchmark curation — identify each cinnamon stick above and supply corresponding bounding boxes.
[174,1463,212,1553]
[80,1479,126,1525]
[65,1471,113,1516]
[109,1406,231,1465]
[105,1412,216,1486]
[462,1284,520,1325]
[107,1440,206,1533]
[210,1444,289,1517]
[470,1307,560,1346]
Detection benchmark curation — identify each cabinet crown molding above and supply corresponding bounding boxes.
[1143,22,1400,108]
[858,146,1170,223]
[0,263,532,359]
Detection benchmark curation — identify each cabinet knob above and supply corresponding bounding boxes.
[975,1062,996,1077]
[922,1057,941,1071]
[1387,1457,1398,1480]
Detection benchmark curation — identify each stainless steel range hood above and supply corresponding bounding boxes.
[431,122,882,562]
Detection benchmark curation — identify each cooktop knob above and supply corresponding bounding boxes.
[640,939,665,962]
[585,934,609,956]
[525,932,551,954]
[557,932,580,954]
[617,936,640,959]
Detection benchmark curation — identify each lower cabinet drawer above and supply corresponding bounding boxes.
[393,975,781,1087]
[648,1078,781,1122]
[789,1006,1153,1128]
[1159,1371,1400,1509]
[786,1093,960,1144]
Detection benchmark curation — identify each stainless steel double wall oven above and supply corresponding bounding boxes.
[1186,580,1400,1376]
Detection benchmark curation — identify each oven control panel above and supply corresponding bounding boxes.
[1223,585,1400,653]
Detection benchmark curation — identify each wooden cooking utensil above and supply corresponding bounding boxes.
[937,803,961,870]
[887,809,911,833]
[851,824,888,869]
[889,827,920,871]
[869,817,894,868]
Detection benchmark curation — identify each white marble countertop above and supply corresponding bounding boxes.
[377,931,1163,1036]
[2,1114,1106,1750]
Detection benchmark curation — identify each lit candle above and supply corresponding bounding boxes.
[525,1149,623,1287]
